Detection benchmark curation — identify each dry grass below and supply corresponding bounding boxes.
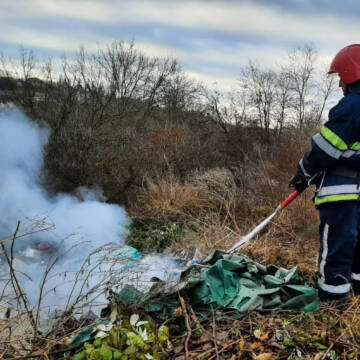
[136,176,211,217]
[134,152,321,283]
[0,313,34,357]
[169,212,240,256]
[177,295,360,359]
[135,168,240,220]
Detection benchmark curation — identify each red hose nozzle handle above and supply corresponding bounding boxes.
[280,190,302,209]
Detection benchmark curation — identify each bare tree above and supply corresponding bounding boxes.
[285,44,317,130]
[238,61,278,136]
[313,66,337,126]
[274,70,293,137]
[203,88,233,134]
[0,47,39,117]
[96,40,177,123]
[160,69,202,122]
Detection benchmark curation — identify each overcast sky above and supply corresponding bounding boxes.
[0,0,358,90]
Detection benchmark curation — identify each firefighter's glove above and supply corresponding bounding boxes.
[289,171,309,191]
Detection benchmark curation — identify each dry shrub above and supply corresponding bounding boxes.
[134,136,321,277]
[135,176,211,217]
[189,167,237,196]
[136,168,239,219]
[0,313,34,357]
[133,168,242,254]
[227,133,321,283]
[170,212,240,256]
[189,168,238,222]
[136,165,277,220]
[266,131,313,187]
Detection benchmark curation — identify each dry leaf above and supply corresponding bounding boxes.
[63,337,72,346]
[252,353,275,360]
[238,338,248,358]
[179,296,186,311]
[254,329,269,341]
[174,356,186,360]
[239,338,246,351]
[130,314,140,326]
[173,307,183,317]
[251,342,263,350]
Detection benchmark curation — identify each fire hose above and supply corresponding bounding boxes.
[229,190,302,254]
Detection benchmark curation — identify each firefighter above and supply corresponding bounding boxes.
[290,44,360,301]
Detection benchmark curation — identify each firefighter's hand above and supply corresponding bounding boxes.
[289,172,309,191]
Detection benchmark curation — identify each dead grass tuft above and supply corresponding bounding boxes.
[137,176,210,217]
[136,168,239,219]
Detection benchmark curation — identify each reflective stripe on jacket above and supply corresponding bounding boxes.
[299,93,360,207]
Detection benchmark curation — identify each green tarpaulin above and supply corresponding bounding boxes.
[118,251,319,315]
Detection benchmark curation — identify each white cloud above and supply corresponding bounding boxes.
[0,25,336,91]
[0,0,352,89]
[0,24,107,53]
[1,0,358,50]
[186,71,237,91]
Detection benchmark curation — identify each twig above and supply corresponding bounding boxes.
[10,222,17,270]
[179,295,191,360]
[329,338,360,350]
[196,338,244,360]
[34,256,59,337]
[189,306,211,338]
[207,338,243,360]
[64,246,99,312]
[211,306,219,360]
[0,222,36,331]
[196,347,217,360]
[321,342,334,360]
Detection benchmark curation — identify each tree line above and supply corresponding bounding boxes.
[0,41,337,204]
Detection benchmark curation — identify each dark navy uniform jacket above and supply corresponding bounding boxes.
[300,93,360,206]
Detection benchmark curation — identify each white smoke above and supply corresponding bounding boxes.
[0,109,131,310]
[0,109,182,324]
[0,109,130,248]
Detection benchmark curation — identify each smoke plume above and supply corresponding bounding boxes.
[0,108,131,312]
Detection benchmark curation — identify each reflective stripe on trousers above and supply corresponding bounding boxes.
[318,223,351,295]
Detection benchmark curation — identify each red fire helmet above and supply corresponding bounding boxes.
[329,44,360,84]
